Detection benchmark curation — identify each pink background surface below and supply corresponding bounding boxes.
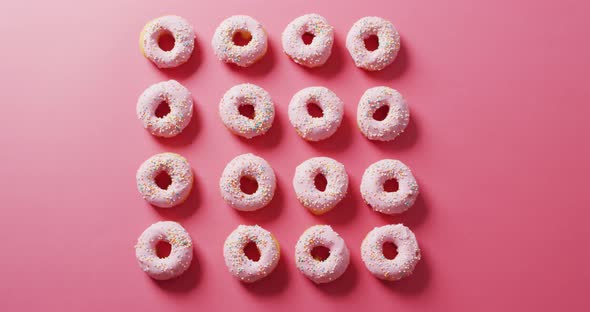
[1,0,589,310]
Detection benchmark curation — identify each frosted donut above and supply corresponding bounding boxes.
[357,87,409,141]
[288,87,343,141]
[219,83,275,139]
[282,14,334,68]
[223,225,280,283]
[139,15,195,68]
[361,224,421,281]
[135,221,193,280]
[295,225,350,283]
[346,16,400,71]
[220,153,276,211]
[293,157,348,215]
[137,80,193,138]
[360,159,419,215]
[136,153,193,208]
[212,15,268,67]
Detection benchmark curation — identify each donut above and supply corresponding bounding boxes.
[223,225,280,283]
[346,16,400,71]
[220,153,276,211]
[288,87,343,141]
[357,86,409,141]
[136,153,193,208]
[211,15,268,67]
[137,80,193,138]
[219,83,275,139]
[135,221,193,280]
[139,15,195,68]
[293,157,348,215]
[360,159,419,215]
[361,224,421,281]
[282,14,334,68]
[295,225,350,283]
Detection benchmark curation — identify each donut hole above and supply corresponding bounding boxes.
[382,242,398,260]
[311,246,331,261]
[232,30,252,46]
[238,103,256,119]
[239,176,258,195]
[302,32,315,45]
[383,178,399,192]
[155,171,172,190]
[155,101,171,118]
[314,173,328,192]
[158,31,175,52]
[372,105,390,121]
[243,241,261,261]
[363,34,379,51]
[306,102,324,118]
[156,241,172,258]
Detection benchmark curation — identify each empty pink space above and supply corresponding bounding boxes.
[1,0,589,311]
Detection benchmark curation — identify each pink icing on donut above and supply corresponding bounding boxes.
[346,16,400,71]
[136,153,193,208]
[288,86,343,141]
[282,14,334,68]
[295,225,350,284]
[360,159,419,215]
[137,80,193,138]
[135,221,193,280]
[361,224,421,281]
[357,86,409,142]
[223,225,280,283]
[219,83,275,139]
[212,15,268,67]
[220,153,276,211]
[293,157,348,215]
[140,16,195,68]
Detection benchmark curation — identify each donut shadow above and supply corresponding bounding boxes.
[234,176,284,223]
[152,247,202,293]
[307,111,354,153]
[299,38,345,78]
[236,109,283,149]
[241,249,290,295]
[158,37,202,80]
[226,40,276,77]
[378,246,431,295]
[151,96,202,147]
[155,174,200,220]
[377,191,429,229]
[371,111,419,152]
[361,42,410,81]
[315,175,358,224]
[312,257,359,295]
